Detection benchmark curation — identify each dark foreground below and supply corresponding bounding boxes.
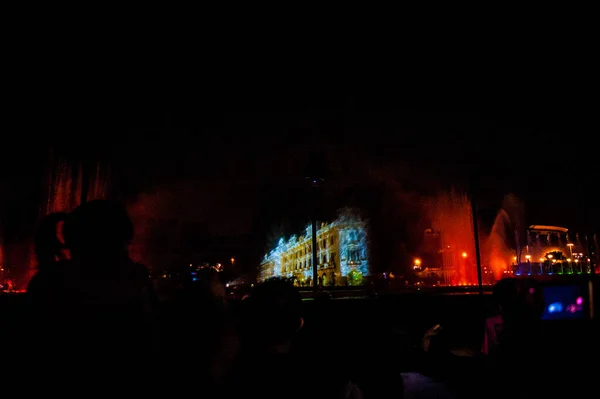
[3,288,595,356]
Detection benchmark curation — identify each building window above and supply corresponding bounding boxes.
[348,248,360,262]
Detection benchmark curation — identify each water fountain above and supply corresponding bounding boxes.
[485,208,513,280]
[6,152,110,289]
[422,192,527,285]
[426,190,477,285]
[483,194,526,279]
[44,157,83,214]
[44,155,109,214]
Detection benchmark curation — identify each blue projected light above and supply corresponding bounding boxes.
[547,302,562,313]
[542,285,587,320]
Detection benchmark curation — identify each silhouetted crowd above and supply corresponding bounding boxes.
[5,200,594,398]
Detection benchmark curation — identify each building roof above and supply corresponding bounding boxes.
[528,225,568,233]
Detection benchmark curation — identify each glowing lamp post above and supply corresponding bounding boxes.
[574,258,581,273]
[539,258,545,274]
[567,243,574,258]
[414,258,421,270]
[469,183,484,294]
[305,154,325,290]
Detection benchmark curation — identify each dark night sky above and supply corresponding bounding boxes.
[2,89,598,273]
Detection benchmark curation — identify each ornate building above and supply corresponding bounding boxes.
[259,210,369,286]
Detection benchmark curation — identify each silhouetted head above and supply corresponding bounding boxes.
[493,278,520,314]
[243,277,303,347]
[63,200,133,259]
[182,268,227,311]
[515,278,545,321]
[34,212,68,268]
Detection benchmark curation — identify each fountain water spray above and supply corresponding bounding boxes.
[7,151,110,289]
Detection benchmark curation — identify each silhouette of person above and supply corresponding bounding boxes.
[485,278,553,399]
[27,212,69,304]
[59,200,157,375]
[22,212,71,364]
[482,277,520,356]
[160,267,238,395]
[230,277,360,399]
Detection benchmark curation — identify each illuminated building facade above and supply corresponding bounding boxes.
[259,210,369,286]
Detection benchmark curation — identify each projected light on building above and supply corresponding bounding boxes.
[259,210,369,286]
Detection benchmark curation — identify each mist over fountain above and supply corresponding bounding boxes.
[425,190,477,285]
[484,195,525,280]
[421,192,525,285]
[485,209,513,280]
[44,155,109,214]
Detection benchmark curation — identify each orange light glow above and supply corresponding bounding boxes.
[461,252,467,258]
[428,190,478,285]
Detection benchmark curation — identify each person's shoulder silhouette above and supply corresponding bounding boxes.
[60,200,156,362]
[242,277,303,348]
[27,211,69,302]
[232,278,309,397]
[23,212,72,364]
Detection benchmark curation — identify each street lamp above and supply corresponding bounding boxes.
[539,258,545,274]
[567,243,574,258]
[306,173,325,290]
[413,258,422,271]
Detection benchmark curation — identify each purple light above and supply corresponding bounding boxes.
[576,296,583,305]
